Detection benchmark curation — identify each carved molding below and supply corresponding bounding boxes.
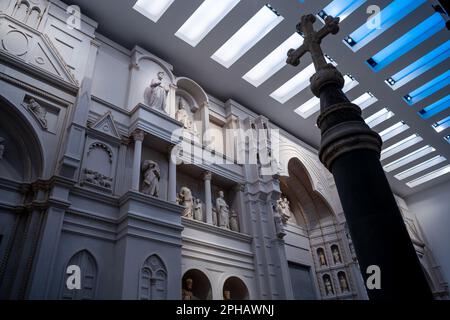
[87,142,113,163]
[81,168,113,192]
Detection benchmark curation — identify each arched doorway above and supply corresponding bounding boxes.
[222,276,249,300]
[182,269,212,300]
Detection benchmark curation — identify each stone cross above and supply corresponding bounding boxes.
[286,14,340,71]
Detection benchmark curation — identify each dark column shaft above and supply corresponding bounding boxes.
[318,84,433,300]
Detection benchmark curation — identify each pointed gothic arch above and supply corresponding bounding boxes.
[139,254,167,300]
[61,250,98,300]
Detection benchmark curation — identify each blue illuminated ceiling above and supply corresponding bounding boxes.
[65,0,450,196]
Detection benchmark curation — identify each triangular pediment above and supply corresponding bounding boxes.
[0,15,78,87]
[91,112,121,139]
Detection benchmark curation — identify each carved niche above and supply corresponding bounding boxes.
[81,140,115,193]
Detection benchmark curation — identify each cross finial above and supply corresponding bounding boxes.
[286,14,340,71]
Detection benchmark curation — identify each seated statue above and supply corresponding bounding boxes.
[193,198,203,222]
[276,197,292,223]
[178,187,194,219]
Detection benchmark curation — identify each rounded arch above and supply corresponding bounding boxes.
[279,157,337,229]
[182,269,212,300]
[222,276,249,300]
[137,55,175,83]
[175,77,209,107]
[0,95,44,181]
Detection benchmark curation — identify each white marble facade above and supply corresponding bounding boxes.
[0,0,447,300]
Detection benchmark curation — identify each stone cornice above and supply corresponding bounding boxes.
[182,217,253,243]
[119,191,184,213]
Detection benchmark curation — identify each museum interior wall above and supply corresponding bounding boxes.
[0,0,447,300]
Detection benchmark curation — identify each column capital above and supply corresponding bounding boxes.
[132,129,145,142]
[203,171,212,181]
[234,184,245,193]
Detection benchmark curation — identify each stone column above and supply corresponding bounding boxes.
[131,130,145,191]
[286,14,432,300]
[167,84,178,118]
[168,145,177,202]
[234,184,246,234]
[204,171,213,224]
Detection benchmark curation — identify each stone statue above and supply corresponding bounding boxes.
[141,160,160,197]
[318,249,327,266]
[0,137,5,160]
[178,187,194,219]
[216,191,230,229]
[276,197,292,223]
[212,207,218,226]
[176,99,192,129]
[223,290,231,300]
[26,97,47,128]
[338,273,349,292]
[273,207,286,239]
[193,198,203,221]
[182,278,195,300]
[324,276,334,295]
[229,210,239,232]
[146,71,169,112]
[332,246,342,264]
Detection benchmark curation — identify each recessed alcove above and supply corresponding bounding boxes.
[182,269,212,300]
[222,276,249,300]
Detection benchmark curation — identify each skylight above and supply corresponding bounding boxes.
[212,4,283,68]
[365,108,395,128]
[175,0,241,47]
[404,70,450,105]
[379,121,409,142]
[343,0,426,52]
[367,13,446,72]
[318,0,366,22]
[445,135,450,144]
[432,115,450,133]
[384,145,435,173]
[133,0,175,23]
[418,95,450,119]
[380,134,423,161]
[352,92,378,110]
[295,75,359,118]
[406,165,450,188]
[394,155,446,181]
[386,40,450,90]
[244,33,304,88]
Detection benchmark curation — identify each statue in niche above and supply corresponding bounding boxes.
[146,71,169,112]
[332,245,342,264]
[273,207,286,239]
[338,272,350,292]
[318,248,327,266]
[176,98,195,131]
[178,187,194,219]
[216,191,230,229]
[276,197,292,223]
[25,97,47,128]
[229,210,239,232]
[0,137,5,160]
[182,278,196,300]
[193,198,203,221]
[223,290,231,300]
[324,276,334,296]
[141,160,160,197]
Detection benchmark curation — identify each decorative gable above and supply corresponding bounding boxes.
[0,14,78,87]
[91,112,121,140]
